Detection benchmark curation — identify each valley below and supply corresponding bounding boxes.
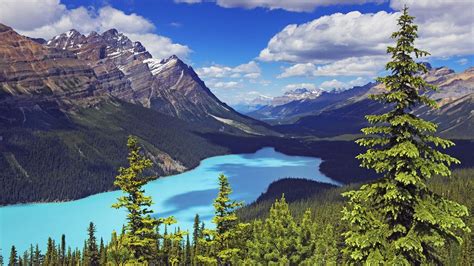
[1,1,473,264]
[1,23,473,206]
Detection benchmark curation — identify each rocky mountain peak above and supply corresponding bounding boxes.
[102,28,119,36]
[0,23,13,33]
[46,29,86,50]
[420,62,432,70]
[464,67,474,73]
[101,29,132,48]
[144,55,190,76]
[433,66,455,76]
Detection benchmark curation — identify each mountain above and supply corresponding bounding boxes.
[249,84,373,122]
[271,88,323,106]
[0,24,274,204]
[236,87,323,117]
[232,95,273,113]
[269,65,474,138]
[44,28,271,130]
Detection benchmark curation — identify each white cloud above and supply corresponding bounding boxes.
[312,55,388,76]
[279,55,388,78]
[0,2,190,60]
[270,1,474,78]
[97,6,155,33]
[206,80,241,89]
[197,61,261,79]
[260,11,398,63]
[457,58,469,66]
[277,63,317,78]
[0,0,66,31]
[284,83,318,91]
[127,33,190,61]
[390,0,474,58]
[320,77,367,90]
[175,0,383,12]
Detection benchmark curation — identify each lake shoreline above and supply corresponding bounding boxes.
[1,147,337,259]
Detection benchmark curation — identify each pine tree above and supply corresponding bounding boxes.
[107,231,131,266]
[198,174,246,265]
[0,249,3,266]
[28,245,34,266]
[342,6,470,264]
[44,238,57,265]
[33,245,41,266]
[112,136,176,263]
[86,222,100,265]
[297,209,316,264]
[192,214,201,250]
[185,234,192,265]
[99,238,107,265]
[21,251,28,266]
[66,248,72,266]
[60,234,66,265]
[246,195,299,264]
[9,246,17,266]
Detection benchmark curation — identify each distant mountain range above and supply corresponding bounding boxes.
[233,88,323,114]
[0,23,274,204]
[248,64,474,138]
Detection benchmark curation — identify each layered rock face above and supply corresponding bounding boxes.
[46,27,266,127]
[0,23,269,133]
[0,24,99,107]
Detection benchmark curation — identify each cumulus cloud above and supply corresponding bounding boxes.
[206,80,241,89]
[265,1,474,78]
[197,61,262,90]
[0,0,66,30]
[127,33,190,61]
[278,55,388,78]
[284,83,319,91]
[175,0,383,12]
[390,0,474,58]
[0,1,190,60]
[320,77,367,90]
[197,61,261,79]
[260,11,399,63]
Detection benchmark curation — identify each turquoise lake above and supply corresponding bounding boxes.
[0,147,339,258]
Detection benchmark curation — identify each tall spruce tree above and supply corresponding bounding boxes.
[60,234,66,265]
[112,135,156,261]
[33,245,41,266]
[113,136,176,263]
[198,174,245,265]
[342,6,470,264]
[9,246,17,266]
[86,222,100,266]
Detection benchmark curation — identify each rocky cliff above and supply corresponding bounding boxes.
[0,23,271,135]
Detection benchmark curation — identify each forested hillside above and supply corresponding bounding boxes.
[0,100,230,204]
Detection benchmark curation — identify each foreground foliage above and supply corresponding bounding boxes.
[342,6,470,265]
[9,167,473,265]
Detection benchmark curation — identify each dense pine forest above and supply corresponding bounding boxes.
[4,168,473,265]
[3,6,473,266]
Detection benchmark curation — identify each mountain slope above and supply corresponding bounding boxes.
[44,27,272,133]
[0,24,275,204]
[248,84,373,123]
[267,65,474,138]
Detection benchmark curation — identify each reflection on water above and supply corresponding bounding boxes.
[0,147,339,258]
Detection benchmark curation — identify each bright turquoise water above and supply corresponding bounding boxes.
[0,147,339,257]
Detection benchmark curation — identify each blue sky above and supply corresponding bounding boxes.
[1,0,473,105]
